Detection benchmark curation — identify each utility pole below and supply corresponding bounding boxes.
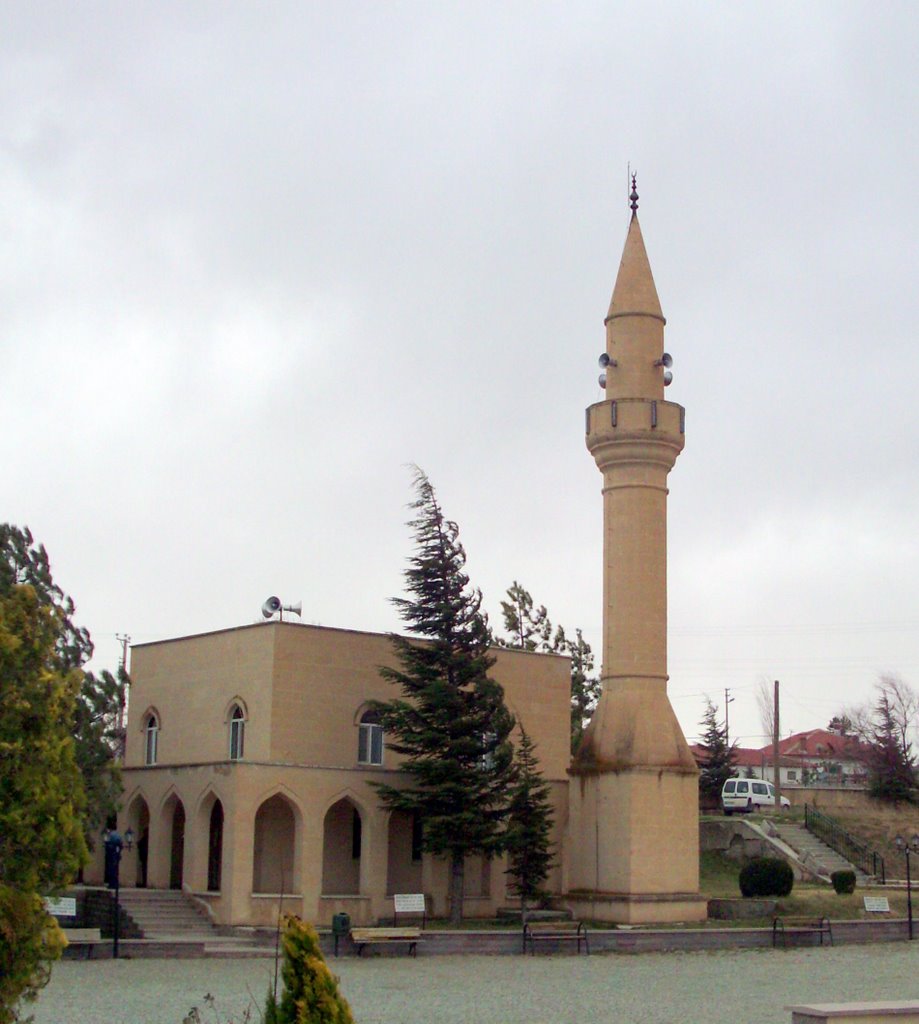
[724,687,735,747]
[773,679,782,809]
[115,634,131,763]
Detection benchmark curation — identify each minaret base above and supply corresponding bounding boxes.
[565,890,708,926]
[565,766,708,924]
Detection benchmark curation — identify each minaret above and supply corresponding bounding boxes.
[566,179,707,924]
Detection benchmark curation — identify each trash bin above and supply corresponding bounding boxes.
[331,913,351,956]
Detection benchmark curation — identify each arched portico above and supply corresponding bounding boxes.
[322,797,364,895]
[124,792,151,887]
[252,793,301,894]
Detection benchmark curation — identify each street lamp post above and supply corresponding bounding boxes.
[895,833,919,940]
[103,827,134,958]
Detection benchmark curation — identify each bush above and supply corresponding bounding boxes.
[265,916,353,1024]
[739,857,794,898]
[831,869,857,895]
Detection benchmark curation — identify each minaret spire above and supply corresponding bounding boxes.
[629,172,639,214]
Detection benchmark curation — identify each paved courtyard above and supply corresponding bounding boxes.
[32,945,919,1024]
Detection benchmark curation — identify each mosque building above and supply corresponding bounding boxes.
[117,186,702,927]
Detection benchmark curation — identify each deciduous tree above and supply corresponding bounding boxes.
[0,526,126,850]
[0,562,87,1022]
[371,470,515,924]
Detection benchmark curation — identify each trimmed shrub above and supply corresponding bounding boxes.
[831,869,857,895]
[739,857,794,898]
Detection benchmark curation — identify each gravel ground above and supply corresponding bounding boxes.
[30,945,919,1024]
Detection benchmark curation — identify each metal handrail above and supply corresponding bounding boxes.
[804,804,886,883]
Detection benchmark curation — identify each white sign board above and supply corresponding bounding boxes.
[394,893,426,914]
[44,897,77,918]
[863,896,891,913]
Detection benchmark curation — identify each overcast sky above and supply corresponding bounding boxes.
[3,1,917,748]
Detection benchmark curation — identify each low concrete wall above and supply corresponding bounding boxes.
[319,918,912,958]
[785,788,874,812]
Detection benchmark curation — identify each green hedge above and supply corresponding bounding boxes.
[739,857,794,898]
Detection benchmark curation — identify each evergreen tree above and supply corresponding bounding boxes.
[0,565,87,1022]
[371,469,515,924]
[497,582,553,651]
[504,725,554,909]
[497,582,600,754]
[698,699,737,801]
[555,625,601,754]
[265,916,353,1024]
[866,689,916,803]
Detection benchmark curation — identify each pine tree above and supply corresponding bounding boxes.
[556,625,601,754]
[867,689,916,803]
[505,725,555,910]
[372,469,515,924]
[265,916,353,1024]
[698,699,737,801]
[497,582,600,754]
[497,582,553,651]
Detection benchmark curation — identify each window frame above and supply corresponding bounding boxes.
[144,713,159,766]
[229,704,246,761]
[357,710,384,766]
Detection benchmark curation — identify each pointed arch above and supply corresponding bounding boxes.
[124,789,151,887]
[322,795,364,895]
[252,791,302,895]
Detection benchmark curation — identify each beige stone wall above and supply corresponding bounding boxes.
[126,626,275,766]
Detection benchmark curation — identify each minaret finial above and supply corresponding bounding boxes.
[629,172,639,214]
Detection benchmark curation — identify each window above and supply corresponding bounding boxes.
[480,730,497,770]
[229,704,245,760]
[358,710,383,765]
[752,782,768,796]
[144,713,159,766]
[787,770,797,781]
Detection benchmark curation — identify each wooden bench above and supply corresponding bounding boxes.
[522,920,589,955]
[788,1000,919,1023]
[350,927,422,957]
[772,915,833,948]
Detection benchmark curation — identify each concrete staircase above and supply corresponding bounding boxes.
[118,889,276,957]
[773,822,871,884]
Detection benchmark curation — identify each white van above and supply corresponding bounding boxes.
[721,777,791,815]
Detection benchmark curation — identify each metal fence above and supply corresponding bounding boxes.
[804,803,886,882]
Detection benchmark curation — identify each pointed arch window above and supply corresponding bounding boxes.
[358,710,383,766]
[144,713,159,766]
[229,704,246,761]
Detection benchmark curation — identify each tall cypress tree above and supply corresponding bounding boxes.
[504,725,554,910]
[372,469,515,924]
[698,698,737,802]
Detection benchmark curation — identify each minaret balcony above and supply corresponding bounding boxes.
[586,397,685,473]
